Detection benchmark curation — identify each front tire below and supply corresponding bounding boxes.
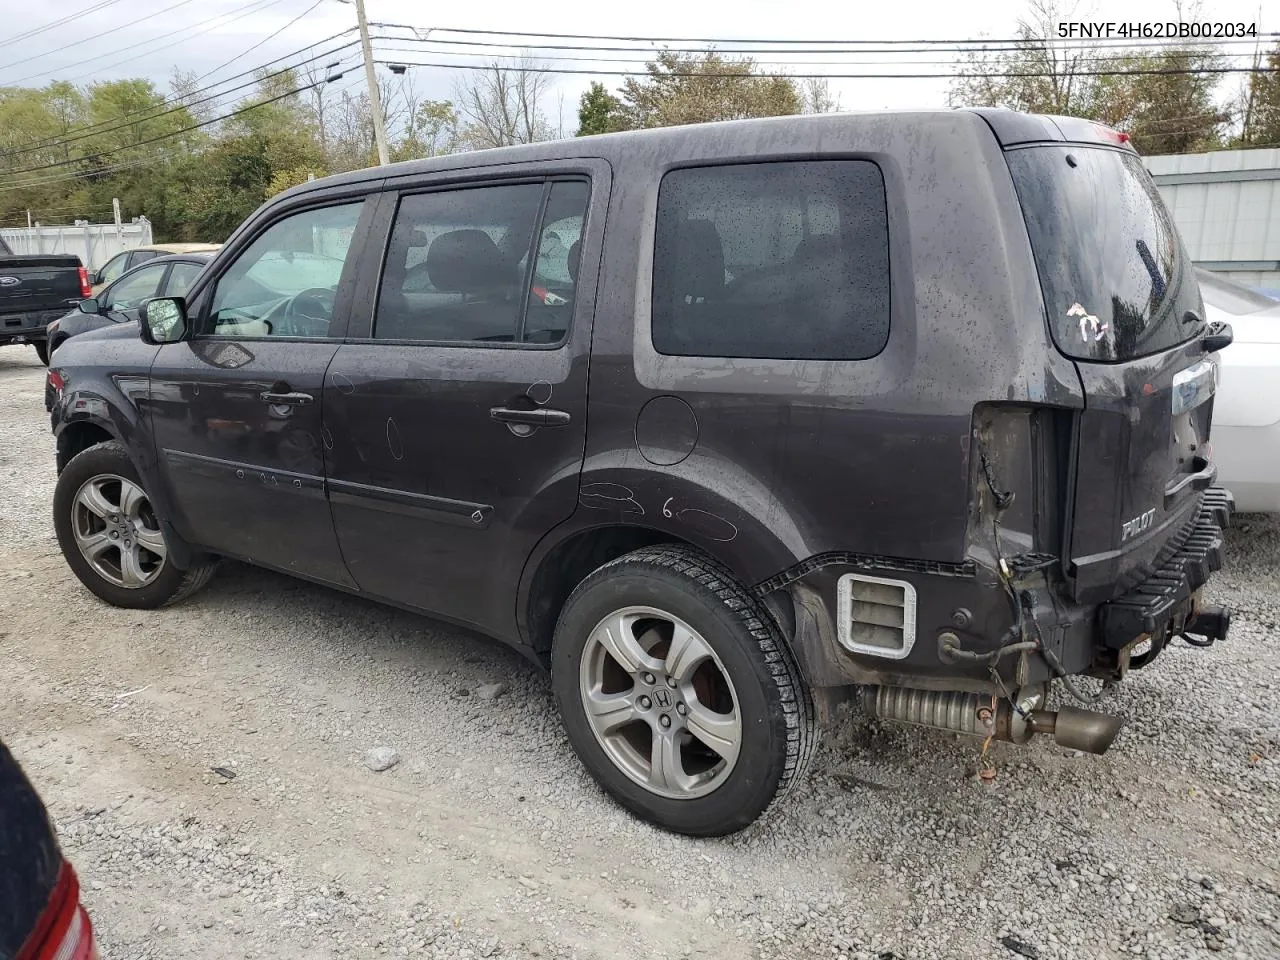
[551,545,816,836]
[54,440,217,609]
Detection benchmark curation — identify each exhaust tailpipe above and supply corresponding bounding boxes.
[1027,706,1124,754]
[862,686,1123,755]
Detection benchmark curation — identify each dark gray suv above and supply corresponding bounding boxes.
[46,109,1234,835]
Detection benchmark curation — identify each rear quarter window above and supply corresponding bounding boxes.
[651,160,891,361]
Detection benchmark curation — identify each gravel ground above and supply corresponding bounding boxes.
[2,346,1278,960]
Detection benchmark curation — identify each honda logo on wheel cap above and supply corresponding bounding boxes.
[655,688,672,709]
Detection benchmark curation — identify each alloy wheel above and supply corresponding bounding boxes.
[578,605,741,800]
[71,473,167,589]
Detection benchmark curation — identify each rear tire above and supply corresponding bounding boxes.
[33,340,48,365]
[551,545,816,836]
[54,440,217,609]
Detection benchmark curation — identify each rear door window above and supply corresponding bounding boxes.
[373,179,589,345]
[651,160,890,360]
[1006,145,1205,362]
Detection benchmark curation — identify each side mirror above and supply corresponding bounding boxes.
[139,297,189,345]
[87,271,100,285]
[77,298,101,315]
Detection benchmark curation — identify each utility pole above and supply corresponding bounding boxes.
[354,0,390,166]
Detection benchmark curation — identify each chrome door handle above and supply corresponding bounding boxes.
[489,406,571,426]
[260,391,313,405]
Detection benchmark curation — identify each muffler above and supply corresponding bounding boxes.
[862,686,1123,755]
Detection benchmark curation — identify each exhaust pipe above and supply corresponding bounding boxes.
[862,686,1123,755]
[1026,706,1124,754]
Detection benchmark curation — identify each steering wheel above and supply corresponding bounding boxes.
[279,287,337,337]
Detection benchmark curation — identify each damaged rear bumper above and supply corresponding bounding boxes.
[770,487,1235,696]
[1097,486,1233,650]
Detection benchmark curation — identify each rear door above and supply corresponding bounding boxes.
[321,161,607,637]
[149,197,374,586]
[1006,143,1217,602]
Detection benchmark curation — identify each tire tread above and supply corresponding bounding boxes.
[560,544,818,830]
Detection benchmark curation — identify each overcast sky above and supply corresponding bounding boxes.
[0,0,1272,131]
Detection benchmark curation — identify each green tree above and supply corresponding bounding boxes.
[1085,47,1228,154]
[949,0,1229,155]
[947,0,1094,115]
[576,81,628,136]
[619,50,803,128]
[394,99,461,160]
[1238,41,1280,146]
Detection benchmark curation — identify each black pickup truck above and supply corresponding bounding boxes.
[0,236,90,364]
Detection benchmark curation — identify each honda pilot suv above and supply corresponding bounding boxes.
[46,109,1234,836]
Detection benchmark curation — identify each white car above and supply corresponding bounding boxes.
[1198,268,1280,513]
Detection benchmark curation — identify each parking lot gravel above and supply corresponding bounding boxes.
[2,347,1278,960]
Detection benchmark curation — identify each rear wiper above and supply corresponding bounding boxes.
[1136,239,1166,300]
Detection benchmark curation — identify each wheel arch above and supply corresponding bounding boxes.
[55,419,117,475]
[518,520,802,664]
[54,412,198,569]
[521,523,685,661]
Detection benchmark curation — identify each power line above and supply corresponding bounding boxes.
[0,0,130,52]
[51,0,295,87]
[0,0,206,77]
[387,24,1280,47]
[4,72,343,177]
[373,41,1271,71]
[373,26,1280,58]
[375,57,1279,80]
[0,149,191,193]
[1,35,359,161]
[190,0,328,84]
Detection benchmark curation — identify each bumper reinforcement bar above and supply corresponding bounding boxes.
[1098,487,1234,650]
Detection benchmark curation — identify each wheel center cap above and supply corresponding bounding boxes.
[654,688,673,709]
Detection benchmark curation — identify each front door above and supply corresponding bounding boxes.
[322,168,605,635]
[148,198,374,586]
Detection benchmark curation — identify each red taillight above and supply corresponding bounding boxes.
[47,368,65,393]
[16,862,97,960]
[1092,123,1133,148]
[77,266,91,299]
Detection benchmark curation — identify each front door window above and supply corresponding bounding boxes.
[208,202,364,339]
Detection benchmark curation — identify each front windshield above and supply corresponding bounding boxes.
[1007,145,1205,362]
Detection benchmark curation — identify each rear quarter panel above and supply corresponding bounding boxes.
[562,112,1083,587]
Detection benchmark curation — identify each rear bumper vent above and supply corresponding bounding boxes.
[835,573,917,659]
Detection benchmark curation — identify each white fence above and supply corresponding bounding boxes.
[0,218,154,271]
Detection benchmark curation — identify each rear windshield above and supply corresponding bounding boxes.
[1006,145,1204,363]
